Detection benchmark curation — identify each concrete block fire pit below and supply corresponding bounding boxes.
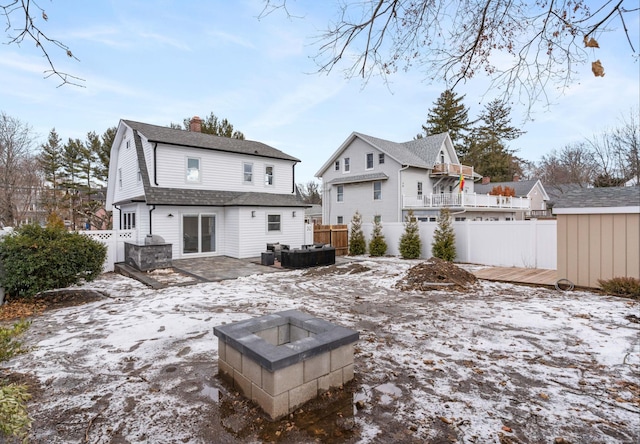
[213,310,359,420]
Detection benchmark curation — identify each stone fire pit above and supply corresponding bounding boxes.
[213,310,359,419]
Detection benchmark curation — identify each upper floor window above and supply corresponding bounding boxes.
[417,181,423,197]
[186,157,200,182]
[373,181,382,200]
[366,153,374,169]
[118,168,122,188]
[379,153,385,164]
[440,151,445,164]
[126,140,131,149]
[344,157,350,172]
[265,166,274,186]
[267,214,281,232]
[334,160,340,171]
[337,185,344,202]
[243,163,253,183]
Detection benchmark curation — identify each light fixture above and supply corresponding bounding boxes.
[251,211,256,218]
[167,213,174,218]
[292,211,296,218]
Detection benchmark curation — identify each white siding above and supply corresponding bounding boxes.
[321,138,402,223]
[235,207,306,258]
[154,144,295,194]
[111,128,145,204]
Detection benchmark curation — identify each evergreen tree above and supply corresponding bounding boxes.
[432,208,456,261]
[95,126,116,183]
[399,209,421,259]
[348,210,366,255]
[61,138,83,229]
[421,90,471,158]
[465,99,525,181]
[38,128,64,215]
[368,217,387,257]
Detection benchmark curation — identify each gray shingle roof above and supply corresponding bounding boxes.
[122,120,300,162]
[354,132,447,168]
[474,179,541,197]
[113,129,307,208]
[326,172,389,185]
[553,186,640,208]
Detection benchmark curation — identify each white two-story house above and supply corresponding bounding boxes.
[105,118,308,259]
[316,131,532,224]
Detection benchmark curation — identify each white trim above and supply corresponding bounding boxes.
[553,206,640,215]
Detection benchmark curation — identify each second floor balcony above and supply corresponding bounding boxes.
[403,193,531,210]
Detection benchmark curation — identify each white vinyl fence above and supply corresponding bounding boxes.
[361,219,557,270]
[80,230,136,272]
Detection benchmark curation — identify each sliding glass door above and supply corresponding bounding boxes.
[183,214,216,254]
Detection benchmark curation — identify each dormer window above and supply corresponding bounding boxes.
[265,165,274,186]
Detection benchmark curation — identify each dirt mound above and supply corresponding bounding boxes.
[303,262,371,277]
[396,257,477,292]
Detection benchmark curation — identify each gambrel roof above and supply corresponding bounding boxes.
[123,120,300,162]
[110,121,306,208]
[315,131,454,177]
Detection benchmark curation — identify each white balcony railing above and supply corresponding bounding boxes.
[403,193,531,210]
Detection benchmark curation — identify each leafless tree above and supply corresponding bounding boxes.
[262,1,638,108]
[536,142,597,188]
[0,112,37,226]
[1,0,84,86]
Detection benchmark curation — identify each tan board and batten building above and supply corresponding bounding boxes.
[553,187,640,288]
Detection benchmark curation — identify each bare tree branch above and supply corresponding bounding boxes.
[2,0,84,87]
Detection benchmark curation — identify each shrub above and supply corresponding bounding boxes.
[597,277,640,299]
[399,209,421,259]
[0,321,32,442]
[0,224,107,298]
[432,208,456,261]
[369,218,387,257]
[348,211,366,255]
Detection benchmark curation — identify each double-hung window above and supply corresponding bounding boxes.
[265,166,274,186]
[378,153,385,164]
[334,160,340,171]
[373,181,382,200]
[267,214,281,232]
[344,157,350,172]
[337,185,344,202]
[187,157,200,183]
[366,153,374,169]
[417,181,423,197]
[243,163,253,183]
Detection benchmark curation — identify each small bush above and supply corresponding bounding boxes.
[0,383,32,442]
[432,208,456,261]
[399,209,421,259]
[369,218,387,257]
[1,321,32,442]
[348,211,366,255]
[0,224,107,298]
[597,276,640,299]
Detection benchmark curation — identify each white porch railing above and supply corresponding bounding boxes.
[403,193,530,209]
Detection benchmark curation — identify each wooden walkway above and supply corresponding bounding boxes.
[473,267,558,287]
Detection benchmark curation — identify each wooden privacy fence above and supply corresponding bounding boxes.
[314,224,348,256]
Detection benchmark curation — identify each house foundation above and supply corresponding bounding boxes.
[213,310,359,419]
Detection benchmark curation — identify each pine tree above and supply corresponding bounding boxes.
[432,208,456,261]
[38,128,64,215]
[421,90,471,159]
[399,209,421,259]
[368,217,387,257]
[465,99,525,181]
[348,210,366,255]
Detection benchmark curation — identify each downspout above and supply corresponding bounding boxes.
[292,163,297,194]
[113,205,121,229]
[398,165,410,221]
[149,205,156,235]
[153,143,159,185]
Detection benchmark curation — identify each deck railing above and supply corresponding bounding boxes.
[403,193,530,209]
[431,163,474,177]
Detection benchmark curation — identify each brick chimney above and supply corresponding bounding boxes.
[481,176,490,185]
[513,174,520,182]
[189,116,202,132]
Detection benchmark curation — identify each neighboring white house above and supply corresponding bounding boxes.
[105,118,308,260]
[316,132,533,224]
[474,177,551,220]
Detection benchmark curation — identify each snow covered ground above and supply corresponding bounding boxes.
[4,258,640,443]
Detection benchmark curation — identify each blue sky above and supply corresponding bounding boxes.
[1,0,638,184]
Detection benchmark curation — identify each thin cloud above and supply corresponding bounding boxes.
[205,30,255,49]
[138,32,192,51]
